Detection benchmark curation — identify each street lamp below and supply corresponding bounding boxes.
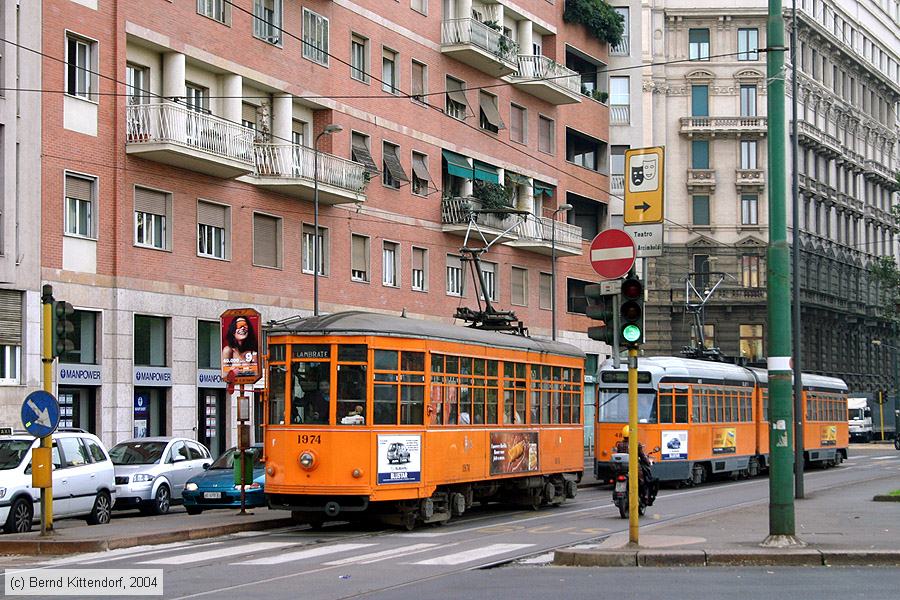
[550,203,573,341]
[313,123,343,317]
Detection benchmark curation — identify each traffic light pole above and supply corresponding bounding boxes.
[40,285,55,536]
[763,0,800,546]
[627,347,639,546]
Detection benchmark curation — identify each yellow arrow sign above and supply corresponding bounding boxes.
[623,147,665,225]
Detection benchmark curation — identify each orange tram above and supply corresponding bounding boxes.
[262,311,585,529]
[594,356,849,485]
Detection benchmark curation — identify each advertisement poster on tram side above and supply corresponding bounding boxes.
[377,434,421,484]
[490,431,539,475]
[821,425,837,446]
[661,430,688,460]
[712,427,737,454]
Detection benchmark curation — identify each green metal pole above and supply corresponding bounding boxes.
[765,0,797,542]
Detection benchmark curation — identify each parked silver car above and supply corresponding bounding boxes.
[110,437,211,515]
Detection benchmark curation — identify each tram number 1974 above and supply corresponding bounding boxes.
[298,434,321,444]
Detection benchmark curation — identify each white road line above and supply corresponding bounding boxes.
[234,543,375,566]
[79,542,221,565]
[870,455,897,460]
[410,543,534,565]
[323,543,439,566]
[138,541,296,565]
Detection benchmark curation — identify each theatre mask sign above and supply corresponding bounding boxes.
[220,308,261,385]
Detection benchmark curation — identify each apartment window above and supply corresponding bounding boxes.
[383,242,400,287]
[185,84,209,113]
[349,34,369,82]
[253,0,282,44]
[691,85,708,117]
[253,213,283,269]
[411,0,427,14]
[411,60,427,103]
[302,8,329,66]
[446,255,463,296]
[611,7,630,55]
[64,173,95,238]
[737,28,759,61]
[693,195,710,226]
[66,34,96,99]
[0,290,22,385]
[125,64,149,105]
[198,320,220,370]
[740,85,757,117]
[197,200,228,260]
[411,152,432,196]
[446,76,469,120]
[692,140,709,169]
[411,247,428,291]
[479,91,504,133]
[740,140,757,170]
[197,0,228,23]
[539,272,552,310]
[351,234,370,282]
[59,310,98,365]
[741,194,758,225]
[509,104,526,144]
[480,262,497,301]
[134,187,170,250]
[689,29,710,61]
[351,132,379,174]
[382,142,409,189]
[610,76,629,106]
[511,266,528,306]
[691,324,716,350]
[741,255,762,288]
[134,315,167,367]
[538,116,555,154]
[242,103,258,130]
[566,128,602,171]
[382,48,399,94]
[292,120,307,148]
[302,224,328,275]
[740,324,764,362]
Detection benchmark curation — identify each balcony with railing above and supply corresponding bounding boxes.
[686,169,717,192]
[794,120,840,157]
[126,102,255,178]
[440,197,519,241]
[610,35,630,56]
[679,116,767,137]
[610,174,625,195]
[441,18,518,77]
[243,144,368,205]
[507,55,582,105]
[505,214,583,256]
[735,169,765,189]
[863,159,899,189]
[609,104,630,125]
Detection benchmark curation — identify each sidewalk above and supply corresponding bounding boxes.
[0,508,294,555]
[554,474,900,567]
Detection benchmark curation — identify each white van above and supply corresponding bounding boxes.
[847,397,873,443]
[0,429,116,533]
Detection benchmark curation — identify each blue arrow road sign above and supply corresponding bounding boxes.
[21,391,60,438]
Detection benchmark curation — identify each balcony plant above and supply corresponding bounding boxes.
[482,20,517,58]
[563,0,625,46]
[593,90,609,103]
[472,180,513,212]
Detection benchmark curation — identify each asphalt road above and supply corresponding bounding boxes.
[3,445,897,600]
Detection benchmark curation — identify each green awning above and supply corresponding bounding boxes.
[505,172,529,185]
[533,181,555,197]
[473,160,499,184]
[442,150,472,179]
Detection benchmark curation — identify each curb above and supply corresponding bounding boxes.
[872,495,900,502]
[553,548,900,567]
[0,518,296,556]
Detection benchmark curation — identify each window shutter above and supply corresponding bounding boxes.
[446,79,470,111]
[412,248,425,271]
[539,273,552,309]
[254,214,279,267]
[510,106,523,141]
[411,154,431,183]
[351,235,367,272]
[382,145,410,182]
[65,175,93,201]
[411,62,425,97]
[197,201,227,229]
[242,103,257,125]
[512,268,526,304]
[0,289,23,345]
[351,137,380,173]
[134,187,167,216]
[479,94,505,129]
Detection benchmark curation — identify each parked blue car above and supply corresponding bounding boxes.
[182,445,265,514]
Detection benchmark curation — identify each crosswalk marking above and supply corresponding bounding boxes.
[234,543,376,566]
[80,542,220,565]
[410,543,534,565]
[323,543,439,566]
[871,455,897,460]
[139,542,296,565]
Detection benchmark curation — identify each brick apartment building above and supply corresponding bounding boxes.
[1,0,615,450]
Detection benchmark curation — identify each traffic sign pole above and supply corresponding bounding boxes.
[40,286,55,535]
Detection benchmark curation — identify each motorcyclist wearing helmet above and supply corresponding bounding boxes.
[614,425,654,485]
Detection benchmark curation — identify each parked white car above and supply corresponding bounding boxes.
[110,437,211,515]
[0,429,116,534]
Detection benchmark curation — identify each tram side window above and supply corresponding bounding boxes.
[502,362,526,424]
[486,360,499,424]
[761,389,769,421]
[374,350,399,425]
[290,360,330,425]
[337,364,367,425]
[658,386,673,423]
[692,388,701,423]
[268,363,286,424]
[674,387,688,423]
[429,355,445,425]
[400,351,425,425]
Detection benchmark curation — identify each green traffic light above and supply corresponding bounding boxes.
[622,324,642,343]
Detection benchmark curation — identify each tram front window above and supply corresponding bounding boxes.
[290,361,330,425]
[598,388,657,423]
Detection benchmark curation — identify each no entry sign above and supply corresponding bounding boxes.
[589,229,636,280]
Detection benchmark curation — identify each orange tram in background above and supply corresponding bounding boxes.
[594,356,849,486]
[262,311,585,529]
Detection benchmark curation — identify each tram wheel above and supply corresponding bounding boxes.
[402,511,417,531]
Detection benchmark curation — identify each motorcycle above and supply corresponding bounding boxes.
[611,446,660,519]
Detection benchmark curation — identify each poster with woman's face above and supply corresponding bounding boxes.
[220,309,261,383]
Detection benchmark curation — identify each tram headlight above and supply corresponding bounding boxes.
[298,450,317,470]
